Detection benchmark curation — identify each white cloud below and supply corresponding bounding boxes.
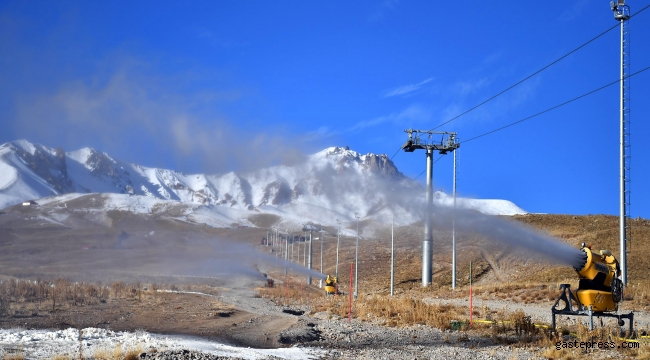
[13,61,307,173]
[558,0,589,22]
[349,104,431,132]
[369,0,401,21]
[454,77,490,96]
[381,77,434,98]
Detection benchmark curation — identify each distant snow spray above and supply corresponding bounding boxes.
[259,251,326,281]
[432,208,585,268]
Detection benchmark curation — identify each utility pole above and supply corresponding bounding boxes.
[308,229,313,284]
[612,0,631,285]
[303,234,306,267]
[452,147,458,289]
[320,231,324,274]
[390,215,395,296]
[284,229,289,275]
[402,129,459,286]
[354,212,360,299]
[336,219,341,278]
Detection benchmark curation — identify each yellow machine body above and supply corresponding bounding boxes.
[551,244,631,333]
[324,275,338,295]
[575,289,617,312]
[573,246,622,312]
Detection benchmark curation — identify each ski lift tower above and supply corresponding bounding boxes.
[611,0,631,285]
[402,129,459,286]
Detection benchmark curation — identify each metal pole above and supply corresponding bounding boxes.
[336,220,340,278]
[303,235,306,267]
[452,148,457,289]
[390,215,394,296]
[469,261,473,326]
[348,263,353,323]
[355,214,360,299]
[619,16,628,285]
[422,148,434,286]
[308,230,313,285]
[320,231,324,274]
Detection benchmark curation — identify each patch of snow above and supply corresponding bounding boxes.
[65,147,94,165]
[0,161,17,190]
[11,139,37,155]
[436,192,526,215]
[0,327,323,360]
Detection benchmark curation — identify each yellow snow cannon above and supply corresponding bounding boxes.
[324,275,338,296]
[573,243,623,312]
[552,243,631,333]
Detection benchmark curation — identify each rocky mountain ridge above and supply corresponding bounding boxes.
[0,140,525,225]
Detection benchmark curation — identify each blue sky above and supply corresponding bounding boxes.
[1,1,649,217]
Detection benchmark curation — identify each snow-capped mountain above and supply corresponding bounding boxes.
[0,140,525,226]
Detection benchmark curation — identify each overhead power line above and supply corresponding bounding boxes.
[408,64,650,181]
[463,65,650,144]
[389,2,650,162]
[413,156,444,180]
[431,1,650,133]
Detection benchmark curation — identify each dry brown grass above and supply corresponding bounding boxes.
[123,346,141,360]
[49,355,70,360]
[112,343,123,360]
[489,310,538,344]
[257,276,323,306]
[259,283,469,329]
[92,348,112,360]
[2,354,25,360]
[354,295,467,329]
[91,343,143,360]
[0,278,174,319]
[0,278,112,315]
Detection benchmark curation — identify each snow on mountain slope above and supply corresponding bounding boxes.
[0,142,62,209]
[0,141,526,226]
[0,159,17,190]
[435,191,526,216]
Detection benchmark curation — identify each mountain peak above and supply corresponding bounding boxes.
[311,146,361,160]
[8,139,40,155]
[0,140,526,219]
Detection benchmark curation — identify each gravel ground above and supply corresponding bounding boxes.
[138,350,246,360]
[305,316,537,359]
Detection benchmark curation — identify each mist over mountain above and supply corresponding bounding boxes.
[0,140,525,227]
